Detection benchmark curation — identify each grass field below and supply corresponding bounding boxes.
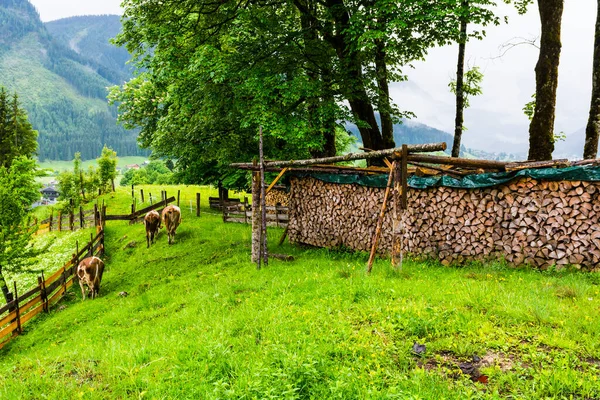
[38,156,149,174]
[1,185,599,398]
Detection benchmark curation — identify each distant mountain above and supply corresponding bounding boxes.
[345,117,521,161]
[0,0,146,161]
[46,15,132,84]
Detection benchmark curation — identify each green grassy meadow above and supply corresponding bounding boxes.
[1,185,600,399]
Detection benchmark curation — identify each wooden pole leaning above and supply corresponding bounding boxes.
[366,161,396,273]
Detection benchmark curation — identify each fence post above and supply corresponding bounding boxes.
[94,204,98,227]
[141,189,144,203]
[89,233,94,257]
[177,190,180,207]
[196,193,200,217]
[220,196,226,223]
[275,206,279,228]
[79,206,84,229]
[131,184,134,202]
[58,211,62,232]
[70,209,74,231]
[49,209,53,232]
[100,229,105,256]
[38,275,48,313]
[13,282,21,335]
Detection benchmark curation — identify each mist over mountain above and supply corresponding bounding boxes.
[0,0,146,161]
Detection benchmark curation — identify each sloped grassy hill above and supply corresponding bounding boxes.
[0,185,599,398]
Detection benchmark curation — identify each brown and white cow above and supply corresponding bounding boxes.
[77,256,105,300]
[161,205,182,245]
[144,210,161,248]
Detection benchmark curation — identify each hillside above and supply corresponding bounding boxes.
[0,185,599,398]
[0,0,145,161]
[346,118,521,160]
[46,15,132,84]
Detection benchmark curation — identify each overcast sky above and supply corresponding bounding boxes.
[29,0,122,22]
[28,0,598,155]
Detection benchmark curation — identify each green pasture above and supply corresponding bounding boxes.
[0,185,599,399]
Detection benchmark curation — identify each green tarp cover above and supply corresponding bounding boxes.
[292,166,600,190]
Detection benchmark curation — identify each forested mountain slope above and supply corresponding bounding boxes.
[46,15,132,84]
[0,0,145,160]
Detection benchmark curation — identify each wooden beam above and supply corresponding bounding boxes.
[407,154,508,170]
[231,142,447,169]
[505,159,570,172]
[367,162,396,273]
[265,168,288,194]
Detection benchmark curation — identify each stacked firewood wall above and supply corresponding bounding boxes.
[288,176,600,269]
[265,189,289,207]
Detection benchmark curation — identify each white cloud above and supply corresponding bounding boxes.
[29,0,122,22]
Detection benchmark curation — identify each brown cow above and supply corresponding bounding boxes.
[77,256,105,300]
[161,205,182,245]
[144,210,161,248]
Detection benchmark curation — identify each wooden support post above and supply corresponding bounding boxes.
[220,195,226,223]
[140,189,145,203]
[367,162,396,273]
[58,211,62,232]
[266,168,288,194]
[93,204,98,227]
[259,127,268,267]
[13,282,21,335]
[391,162,403,269]
[131,203,135,215]
[401,144,408,210]
[79,206,84,229]
[196,193,200,217]
[177,190,180,207]
[131,184,134,201]
[278,226,288,246]
[251,169,261,264]
[49,210,53,232]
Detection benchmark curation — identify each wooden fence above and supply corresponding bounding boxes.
[104,196,176,223]
[0,227,105,350]
[223,203,289,228]
[34,207,97,234]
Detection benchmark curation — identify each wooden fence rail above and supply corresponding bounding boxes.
[104,196,176,223]
[0,227,105,350]
[223,204,289,228]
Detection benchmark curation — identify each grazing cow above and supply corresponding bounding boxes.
[161,205,182,245]
[144,210,161,248]
[77,256,105,300]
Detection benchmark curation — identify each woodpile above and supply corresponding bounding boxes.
[265,189,289,207]
[287,176,600,270]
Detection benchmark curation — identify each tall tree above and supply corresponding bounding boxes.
[0,88,37,168]
[97,146,118,192]
[527,0,564,161]
[0,158,40,304]
[584,1,600,160]
[451,0,469,158]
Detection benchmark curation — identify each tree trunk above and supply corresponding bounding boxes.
[584,0,600,159]
[528,0,564,161]
[321,68,337,157]
[375,40,395,149]
[324,0,386,161]
[451,1,468,158]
